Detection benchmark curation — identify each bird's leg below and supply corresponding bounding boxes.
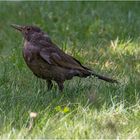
[46,80,53,91]
[57,81,64,91]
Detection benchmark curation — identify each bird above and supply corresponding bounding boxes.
[11,24,118,91]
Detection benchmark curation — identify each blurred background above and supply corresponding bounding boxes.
[0,2,140,53]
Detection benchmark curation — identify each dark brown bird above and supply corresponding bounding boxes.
[11,24,118,91]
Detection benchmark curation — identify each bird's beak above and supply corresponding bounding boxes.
[11,24,24,32]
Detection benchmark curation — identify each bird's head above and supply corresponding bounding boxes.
[11,24,42,41]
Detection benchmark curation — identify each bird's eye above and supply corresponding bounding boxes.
[26,27,31,31]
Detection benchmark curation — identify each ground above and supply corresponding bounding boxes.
[0,1,140,139]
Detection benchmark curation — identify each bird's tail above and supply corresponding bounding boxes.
[89,70,118,83]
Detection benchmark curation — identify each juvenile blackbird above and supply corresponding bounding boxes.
[11,24,118,91]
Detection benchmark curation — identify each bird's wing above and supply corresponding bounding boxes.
[40,47,88,70]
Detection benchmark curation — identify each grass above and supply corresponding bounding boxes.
[0,1,140,139]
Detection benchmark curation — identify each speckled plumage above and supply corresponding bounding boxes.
[11,24,118,91]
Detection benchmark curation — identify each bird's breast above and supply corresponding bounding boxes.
[23,41,39,64]
[23,41,53,79]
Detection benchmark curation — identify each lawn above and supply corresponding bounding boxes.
[0,1,140,139]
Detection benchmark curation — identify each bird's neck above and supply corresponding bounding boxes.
[24,40,30,48]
